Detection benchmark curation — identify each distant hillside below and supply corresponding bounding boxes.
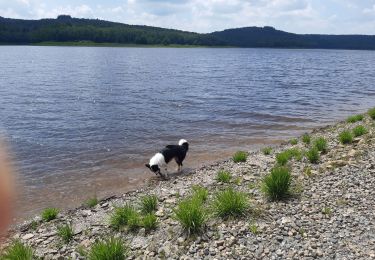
[212,26,375,49]
[0,15,221,46]
[1,15,375,50]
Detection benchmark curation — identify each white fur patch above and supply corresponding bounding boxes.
[149,152,166,167]
[179,139,188,145]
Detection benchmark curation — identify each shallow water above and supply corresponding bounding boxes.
[0,46,374,219]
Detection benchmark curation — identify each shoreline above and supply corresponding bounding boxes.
[2,109,375,259]
[15,137,286,222]
[2,43,375,51]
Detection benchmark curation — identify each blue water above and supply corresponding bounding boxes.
[0,46,374,217]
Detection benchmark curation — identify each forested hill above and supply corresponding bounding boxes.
[212,27,375,49]
[0,15,221,46]
[1,15,375,50]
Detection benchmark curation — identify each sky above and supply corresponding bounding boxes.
[1,0,375,34]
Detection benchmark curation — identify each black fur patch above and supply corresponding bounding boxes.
[145,163,160,175]
[160,144,188,166]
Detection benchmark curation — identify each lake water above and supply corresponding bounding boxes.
[1,46,375,219]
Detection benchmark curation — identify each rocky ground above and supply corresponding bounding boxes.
[3,113,375,259]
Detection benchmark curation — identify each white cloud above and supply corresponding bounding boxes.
[363,5,375,15]
[0,7,22,18]
[32,4,93,19]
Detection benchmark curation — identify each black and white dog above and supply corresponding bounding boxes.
[145,139,189,178]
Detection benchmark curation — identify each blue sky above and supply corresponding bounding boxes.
[1,0,375,34]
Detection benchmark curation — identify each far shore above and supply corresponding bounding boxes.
[0,42,231,48]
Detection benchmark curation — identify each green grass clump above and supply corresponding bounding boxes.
[212,187,248,219]
[88,237,128,260]
[249,223,259,234]
[232,151,248,163]
[109,204,138,230]
[127,212,141,232]
[262,147,272,155]
[262,166,291,201]
[302,134,311,145]
[174,197,206,234]
[1,240,35,260]
[192,185,208,203]
[339,130,353,144]
[41,208,59,222]
[346,114,364,123]
[286,148,303,161]
[290,138,298,145]
[29,220,39,230]
[276,151,289,166]
[352,125,367,137]
[306,147,320,164]
[57,223,74,243]
[216,170,232,183]
[140,195,158,214]
[85,196,98,208]
[368,107,375,119]
[313,137,328,154]
[276,148,302,165]
[142,213,158,232]
[322,207,332,216]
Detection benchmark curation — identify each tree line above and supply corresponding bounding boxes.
[1,15,375,50]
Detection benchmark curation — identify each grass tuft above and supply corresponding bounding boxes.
[85,196,98,208]
[368,107,375,119]
[306,147,320,164]
[212,187,248,219]
[262,166,291,201]
[232,151,248,163]
[1,240,35,260]
[109,204,137,230]
[174,197,206,234]
[346,114,364,123]
[276,148,302,165]
[127,212,141,232]
[262,147,272,155]
[142,213,158,232]
[29,220,39,231]
[192,185,208,203]
[216,170,232,183]
[57,223,74,243]
[339,130,353,144]
[352,125,367,137]
[322,207,332,216]
[88,237,128,260]
[313,137,328,154]
[276,151,289,166]
[249,223,259,234]
[140,195,158,214]
[302,134,311,145]
[41,208,59,222]
[290,138,298,145]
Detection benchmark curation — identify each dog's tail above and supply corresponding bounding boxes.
[178,139,188,145]
[179,139,189,151]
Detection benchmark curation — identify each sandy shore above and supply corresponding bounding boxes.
[2,110,375,259]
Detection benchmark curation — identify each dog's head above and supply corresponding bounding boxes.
[145,163,160,175]
[178,139,189,151]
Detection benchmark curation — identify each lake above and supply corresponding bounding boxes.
[0,46,374,219]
